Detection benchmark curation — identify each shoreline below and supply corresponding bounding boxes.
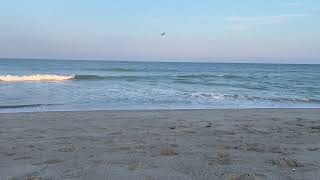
[1,109,320,179]
[1,107,320,114]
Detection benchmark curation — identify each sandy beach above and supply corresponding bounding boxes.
[0,109,320,180]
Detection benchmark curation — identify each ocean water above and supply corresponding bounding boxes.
[0,59,319,112]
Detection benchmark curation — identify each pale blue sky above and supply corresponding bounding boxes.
[0,0,320,63]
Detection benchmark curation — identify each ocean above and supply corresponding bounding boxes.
[0,59,319,113]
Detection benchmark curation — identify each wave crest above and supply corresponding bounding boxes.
[0,74,74,82]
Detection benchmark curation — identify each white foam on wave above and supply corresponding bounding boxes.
[0,74,74,82]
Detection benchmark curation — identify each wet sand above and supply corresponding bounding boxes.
[0,109,320,180]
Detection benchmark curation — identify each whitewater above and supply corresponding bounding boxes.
[0,74,74,81]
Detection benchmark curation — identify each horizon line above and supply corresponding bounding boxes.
[0,57,319,65]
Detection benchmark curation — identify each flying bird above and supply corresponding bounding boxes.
[161,32,166,36]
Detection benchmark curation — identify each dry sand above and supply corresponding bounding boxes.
[0,109,320,180]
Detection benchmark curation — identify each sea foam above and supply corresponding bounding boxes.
[0,74,74,81]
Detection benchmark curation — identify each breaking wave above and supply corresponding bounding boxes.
[0,74,148,82]
[0,73,247,82]
[0,74,74,82]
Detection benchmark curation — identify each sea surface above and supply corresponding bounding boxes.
[0,59,320,113]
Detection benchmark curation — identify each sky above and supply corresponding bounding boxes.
[0,0,320,63]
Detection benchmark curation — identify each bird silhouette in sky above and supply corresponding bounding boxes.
[161,32,166,36]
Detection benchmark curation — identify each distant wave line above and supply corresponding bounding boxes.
[83,67,181,72]
[84,68,139,72]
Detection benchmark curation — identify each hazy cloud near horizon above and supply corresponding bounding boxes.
[0,0,319,63]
